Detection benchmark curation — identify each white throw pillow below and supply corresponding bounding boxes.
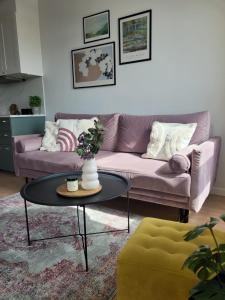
[142,121,197,161]
[56,119,77,133]
[40,121,60,152]
[40,118,98,152]
[57,117,98,138]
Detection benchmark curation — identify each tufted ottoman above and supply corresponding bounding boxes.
[117,217,224,300]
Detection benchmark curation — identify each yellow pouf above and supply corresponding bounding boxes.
[117,217,224,300]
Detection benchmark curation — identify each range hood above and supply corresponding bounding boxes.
[0,73,38,84]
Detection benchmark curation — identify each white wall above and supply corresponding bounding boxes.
[38,0,225,191]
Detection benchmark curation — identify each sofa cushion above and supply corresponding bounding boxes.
[99,114,119,151]
[96,152,191,197]
[16,151,83,174]
[55,112,94,121]
[55,113,119,151]
[17,149,191,197]
[116,111,210,153]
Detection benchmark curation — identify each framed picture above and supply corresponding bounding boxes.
[83,10,110,44]
[71,42,116,89]
[118,10,152,65]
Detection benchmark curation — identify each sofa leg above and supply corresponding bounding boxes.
[25,177,34,183]
[179,209,189,223]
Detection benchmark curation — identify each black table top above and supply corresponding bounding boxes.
[20,171,131,207]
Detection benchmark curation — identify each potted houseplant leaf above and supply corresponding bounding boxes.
[29,96,42,114]
[76,120,104,190]
[182,215,225,299]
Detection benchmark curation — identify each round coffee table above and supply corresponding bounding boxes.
[20,171,131,271]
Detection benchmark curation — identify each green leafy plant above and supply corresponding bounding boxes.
[182,215,225,299]
[76,120,104,160]
[29,96,42,107]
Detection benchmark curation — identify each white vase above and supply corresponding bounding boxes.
[32,107,40,115]
[81,158,99,190]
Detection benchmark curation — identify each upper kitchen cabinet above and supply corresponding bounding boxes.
[0,14,20,75]
[0,0,43,77]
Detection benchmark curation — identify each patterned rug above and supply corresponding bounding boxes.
[0,193,141,300]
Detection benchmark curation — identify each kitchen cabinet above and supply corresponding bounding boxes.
[0,115,45,172]
[0,14,20,76]
[0,0,43,77]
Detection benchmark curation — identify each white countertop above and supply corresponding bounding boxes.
[0,114,45,118]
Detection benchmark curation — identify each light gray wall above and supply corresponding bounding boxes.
[38,0,225,191]
[0,77,45,115]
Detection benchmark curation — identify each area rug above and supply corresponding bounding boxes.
[0,193,141,300]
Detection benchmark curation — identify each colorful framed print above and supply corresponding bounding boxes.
[83,10,110,44]
[118,10,152,65]
[71,42,116,89]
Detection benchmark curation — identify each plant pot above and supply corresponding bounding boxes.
[32,107,41,115]
[81,158,99,190]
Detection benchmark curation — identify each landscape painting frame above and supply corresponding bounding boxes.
[83,10,110,44]
[118,10,152,65]
[71,42,116,89]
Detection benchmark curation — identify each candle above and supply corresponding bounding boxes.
[66,176,78,192]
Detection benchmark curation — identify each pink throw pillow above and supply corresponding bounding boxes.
[168,153,191,174]
[17,136,43,153]
[57,128,77,152]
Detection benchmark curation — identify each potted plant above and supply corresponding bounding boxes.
[182,215,225,299]
[29,96,42,114]
[76,120,104,190]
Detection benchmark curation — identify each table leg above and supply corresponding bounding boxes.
[24,199,31,246]
[82,205,88,272]
[127,192,130,233]
[76,206,81,235]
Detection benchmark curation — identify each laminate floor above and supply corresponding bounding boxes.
[0,171,25,197]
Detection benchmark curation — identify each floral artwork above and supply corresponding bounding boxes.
[118,10,152,64]
[71,42,116,88]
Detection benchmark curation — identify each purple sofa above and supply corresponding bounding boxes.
[13,111,221,222]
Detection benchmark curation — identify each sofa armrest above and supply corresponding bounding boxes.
[12,134,43,176]
[12,134,43,154]
[177,144,199,158]
[190,137,221,212]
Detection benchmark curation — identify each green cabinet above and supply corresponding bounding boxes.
[0,115,45,172]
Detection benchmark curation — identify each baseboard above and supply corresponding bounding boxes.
[211,186,225,196]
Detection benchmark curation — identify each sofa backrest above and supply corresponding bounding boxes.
[116,111,211,153]
[55,112,119,151]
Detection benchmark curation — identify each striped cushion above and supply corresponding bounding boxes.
[57,128,77,152]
